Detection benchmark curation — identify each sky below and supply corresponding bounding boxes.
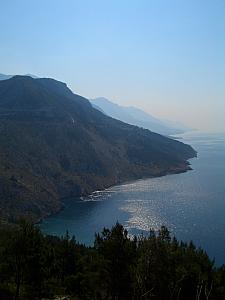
[0,0,225,132]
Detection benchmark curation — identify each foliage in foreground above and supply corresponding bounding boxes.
[0,221,225,300]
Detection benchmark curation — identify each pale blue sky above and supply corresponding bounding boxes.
[1,0,225,131]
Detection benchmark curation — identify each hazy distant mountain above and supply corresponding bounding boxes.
[90,97,190,135]
[91,103,106,114]
[0,73,38,80]
[162,119,191,133]
[0,73,12,81]
[0,76,196,221]
[24,73,39,78]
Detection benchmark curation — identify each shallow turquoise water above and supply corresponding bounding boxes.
[40,132,225,265]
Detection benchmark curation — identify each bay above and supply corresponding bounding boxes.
[40,132,225,265]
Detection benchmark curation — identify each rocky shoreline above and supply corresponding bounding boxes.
[37,158,195,225]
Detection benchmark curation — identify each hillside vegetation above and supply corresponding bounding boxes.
[0,221,224,300]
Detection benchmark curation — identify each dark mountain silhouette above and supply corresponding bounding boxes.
[0,76,196,221]
[90,97,191,135]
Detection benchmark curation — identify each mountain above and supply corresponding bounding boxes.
[162,119,192,133]
[90,97,190,135]
[0,73,12,81]
[0,76,196,222]
[0,73,38,81]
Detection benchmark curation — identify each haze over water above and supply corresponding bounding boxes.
[40,132,225,265]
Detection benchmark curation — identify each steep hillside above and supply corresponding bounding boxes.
[0,76,196,221]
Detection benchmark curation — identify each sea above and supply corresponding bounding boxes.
[40,132,225,265]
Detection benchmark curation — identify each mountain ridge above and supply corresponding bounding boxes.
[0,73,38,81]
[0,76,196,222]
[90,97,191,135]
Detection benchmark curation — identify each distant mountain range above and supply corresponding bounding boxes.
[90,97,191,136]
[0,75,191,135]
[0,75,196,222]
[0,73,38,80]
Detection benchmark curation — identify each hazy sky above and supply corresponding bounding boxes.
[1,0,225,131]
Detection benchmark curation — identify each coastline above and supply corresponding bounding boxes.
[37,157,196,226]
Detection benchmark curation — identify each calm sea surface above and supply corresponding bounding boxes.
[40,132,225,265]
